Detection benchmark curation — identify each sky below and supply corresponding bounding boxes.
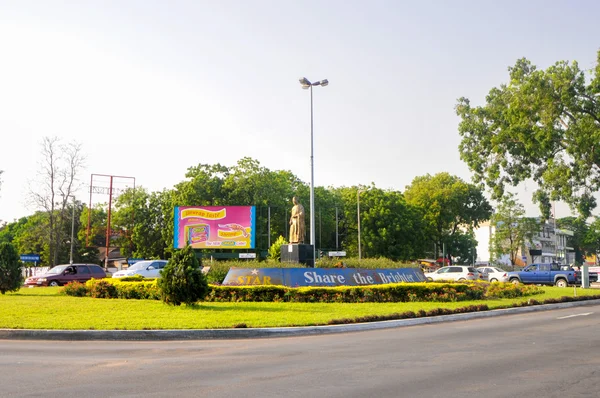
[1,0,599,223]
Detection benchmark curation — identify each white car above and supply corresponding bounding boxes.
[424,266,483,282]
[477,266,509,282]
[112,260,168,279]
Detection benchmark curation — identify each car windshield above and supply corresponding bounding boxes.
[127,261,151,271]
[46,265,68,275]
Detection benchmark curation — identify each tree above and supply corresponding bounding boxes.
[557,217,592,264]
[584,217,600,264]
[333,186,428,260]
[490,194,540,266]
[457,50,600,218]
[0,242,22,294]
[29,137,85,266]
[157,244,208,306]
[404,173,492,259]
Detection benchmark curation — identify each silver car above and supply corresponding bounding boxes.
[112,260,168,279]
[424,266,482,282]
[477,266,509,282]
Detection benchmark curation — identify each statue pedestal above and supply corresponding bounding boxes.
[281,244,314,267]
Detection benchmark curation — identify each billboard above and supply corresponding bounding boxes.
[173,206,256,249]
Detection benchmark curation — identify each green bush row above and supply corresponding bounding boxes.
[62,279,161,300]
[62,279,542,303]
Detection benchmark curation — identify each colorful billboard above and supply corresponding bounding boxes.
[173,206,256,249]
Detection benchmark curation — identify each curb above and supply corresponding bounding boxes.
[2,298,599,341]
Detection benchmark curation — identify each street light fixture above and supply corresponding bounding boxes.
[299,76,328,266]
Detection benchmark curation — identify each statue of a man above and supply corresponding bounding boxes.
[289,196,305,244]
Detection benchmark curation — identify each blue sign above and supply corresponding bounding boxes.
[127,258,145,265]
[222,267,426,287]
[20,254,41,262]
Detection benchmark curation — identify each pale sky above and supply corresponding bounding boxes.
[1,0,599,223]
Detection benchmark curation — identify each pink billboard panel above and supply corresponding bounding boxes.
[173,206,256,249]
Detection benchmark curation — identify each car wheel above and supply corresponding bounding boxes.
[458,278,466,281]
[426,277,433,282]
[510,278,520,285]
[49,280,60,287]
[490,278,498,282]
[555,279,568,288]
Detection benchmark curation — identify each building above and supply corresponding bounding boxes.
[474,218,575,266]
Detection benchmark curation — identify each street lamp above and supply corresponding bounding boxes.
[299,77,328,266]
[69,196,76,265]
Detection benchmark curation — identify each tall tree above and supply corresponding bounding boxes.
[404,173,492,258]
[112,188,174,260]
[490,194,540,266]
[29,137,85,266]
[457,50,600,218]
[557,217,592,264]
[334,186,427,260]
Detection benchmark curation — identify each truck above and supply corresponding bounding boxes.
[507,263,598,287]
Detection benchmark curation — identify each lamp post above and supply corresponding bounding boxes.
[69,196,76,265]
[299,77,328,266]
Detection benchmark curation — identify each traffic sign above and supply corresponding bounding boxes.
[20,254,41,262]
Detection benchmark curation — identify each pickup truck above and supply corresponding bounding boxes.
[507,263,598,287]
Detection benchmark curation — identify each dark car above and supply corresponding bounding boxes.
[24,264,107,287]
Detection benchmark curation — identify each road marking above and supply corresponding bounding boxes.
[557,312,593,319]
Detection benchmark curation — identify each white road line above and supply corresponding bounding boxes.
[557,312,594,319]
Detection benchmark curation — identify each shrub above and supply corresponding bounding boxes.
[158,244,208,306]
[0,242,23,294]
[267,235,288,261]
[62,281,89,297]
[89,280,118,298]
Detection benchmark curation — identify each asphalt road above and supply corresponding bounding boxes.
[2,304,600,398]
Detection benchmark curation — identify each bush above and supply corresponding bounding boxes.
[62,281,89,297]
[89,280,118,298]
[267,235,288,261]
[0,242,23,294]
[158,244,208,306]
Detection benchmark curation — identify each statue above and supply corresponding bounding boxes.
[289,196,305,244]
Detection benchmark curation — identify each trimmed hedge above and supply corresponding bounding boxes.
[62,279,543,303]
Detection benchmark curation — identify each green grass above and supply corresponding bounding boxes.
[2,286,599,330]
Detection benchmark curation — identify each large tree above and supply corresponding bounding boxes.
[457,50,600,218]
[335,186,428,260]
[29,137,85,266]
[404,173,492,259]
[490,194,540,266]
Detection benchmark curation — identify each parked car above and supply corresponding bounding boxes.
[424,266,483,282]
[24,264,107,287]
[111,260,168,279]
[507,263,599,287]
[477,266,509,282]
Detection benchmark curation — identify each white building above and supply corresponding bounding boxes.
[474,218,574,266]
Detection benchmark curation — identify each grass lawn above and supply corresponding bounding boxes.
[2,285,600,330]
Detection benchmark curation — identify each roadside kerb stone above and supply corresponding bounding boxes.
[2,298,599,341]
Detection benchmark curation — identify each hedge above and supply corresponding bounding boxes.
[61,279,543,303]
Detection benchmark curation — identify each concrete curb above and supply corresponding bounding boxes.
[2,298,600,341]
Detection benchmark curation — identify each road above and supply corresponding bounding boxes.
[2,305,600,398]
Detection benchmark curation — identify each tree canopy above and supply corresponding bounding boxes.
[457,50,600,218]
[404,172,492,259]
